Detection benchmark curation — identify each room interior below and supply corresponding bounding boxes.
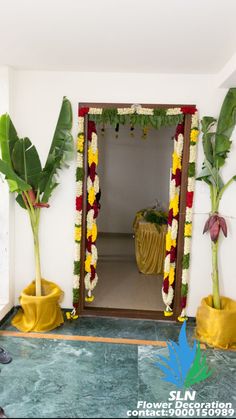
[86,124,174,311]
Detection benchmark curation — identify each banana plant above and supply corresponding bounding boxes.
[197,88,236,309]
[0,97,73,297]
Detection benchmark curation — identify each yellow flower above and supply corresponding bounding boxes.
[87,228,92,239]
[172,151,182,174]
[77,134,84,152]
[75,226,81,242]
[169,194,179,217]
[166,231,172,252]
[185,223,192,237]
[190,129,199,143]
[88,187,96,206]
[169,266,175,285]
[164,271,169,279]
[85,254,92,273]
[88,148,98,166]
[171,239,176,248]
[92,223,97,242]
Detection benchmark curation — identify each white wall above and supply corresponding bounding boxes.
[97,125,174,233]
[0,67,15,320]
[10,69,236,316]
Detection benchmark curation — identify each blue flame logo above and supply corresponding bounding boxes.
[154,322,212,388]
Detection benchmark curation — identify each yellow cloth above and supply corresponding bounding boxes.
[12,279,64,333]
[196,295,236,349]
[134,221,167,274]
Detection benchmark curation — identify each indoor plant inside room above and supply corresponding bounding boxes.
[0,96,73,332]
[196,87,236,348]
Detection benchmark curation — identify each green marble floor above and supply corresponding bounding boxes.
[0,313,235,418]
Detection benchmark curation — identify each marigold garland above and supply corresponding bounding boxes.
[74,105,198,318]
[162,110,198,320]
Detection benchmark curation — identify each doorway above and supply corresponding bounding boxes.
[75,103,196,321]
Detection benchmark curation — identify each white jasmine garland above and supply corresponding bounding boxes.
[136,107,154,115]
[166,108,182,116]
[169,179,176,201]
[188,177,195,192]
[186,207,193,223]
[76,181,83,197]
[94,175,99,194]
[175,134,184,156]
[189,144,197,163]
[75,210,82,226]
[184,237,191,255]
[77,153,83,168]
[164,254,170,274]
[84,273,98,290]
[88,108,103,115]
[75,243,81,261]
[171,219,178,240]
[182,269,189,285]
[191,113,198,128]
[162,286,174,307]
[87,209,95,230]
[73,275,80,289]
[91,132,98,153]
[91,245,98,265]
[117,108,135,115]
[87,177,92,191]
[78,117,84,133]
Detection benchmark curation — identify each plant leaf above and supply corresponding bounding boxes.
[11,137,42,190]
[0,159,31,192]
[201,116,216,134]
[215,88,236,167]
[0,114,19,166]
[39,97,73,203]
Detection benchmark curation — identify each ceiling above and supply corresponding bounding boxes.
[0,0,236,74]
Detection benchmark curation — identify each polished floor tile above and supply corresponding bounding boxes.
[0,315,235,418]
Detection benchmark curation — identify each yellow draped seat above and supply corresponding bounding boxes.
[134,213,167,275]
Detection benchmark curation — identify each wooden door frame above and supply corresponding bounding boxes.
[78,102,193,321]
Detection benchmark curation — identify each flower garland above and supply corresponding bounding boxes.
[162,122,184,315]
[72,115,85,313]
[84,121,99,302]
[178,111,198,321]
[162,110,198,320]
[74,105,198,318]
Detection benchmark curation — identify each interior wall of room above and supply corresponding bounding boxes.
[10,69,236,316]
[0,66,15,320]
[97,125,174,233]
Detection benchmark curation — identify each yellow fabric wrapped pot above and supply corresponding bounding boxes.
[196,295,236,349]
[12,279,64,333]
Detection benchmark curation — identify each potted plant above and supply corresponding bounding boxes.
[0,97,73,332]
[196,88,236,348]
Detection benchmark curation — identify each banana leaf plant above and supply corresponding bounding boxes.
[197,88,236,309]
[0,97,73,297]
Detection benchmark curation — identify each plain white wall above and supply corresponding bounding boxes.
[10,69,236,316]
[97,125,174,233]
[0,67,15,320]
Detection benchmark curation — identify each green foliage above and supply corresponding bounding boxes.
[144,209,168,227]
[197,88,236,309]
[0,159,31,192]
[89,109,184,130]
[184,342,213,388]
[11,137,42,189]
[39,97,74,203]
[0,97,73,208]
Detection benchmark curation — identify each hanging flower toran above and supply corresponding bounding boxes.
[74,105,198,318]
[84,121,99,302]
[162,109,198,321]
